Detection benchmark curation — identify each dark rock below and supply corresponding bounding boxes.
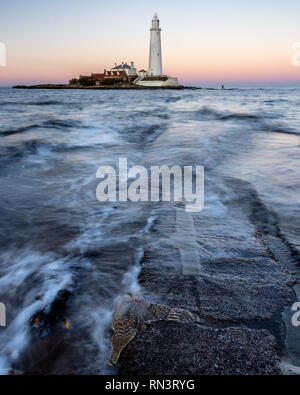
[118,321,281,375]
[139,257,291,322]
[29,289,72,336]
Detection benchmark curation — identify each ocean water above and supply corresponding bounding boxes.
[0,87,299,374]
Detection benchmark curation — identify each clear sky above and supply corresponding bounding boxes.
[0,0,300,87]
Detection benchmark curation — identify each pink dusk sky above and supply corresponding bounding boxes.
[0,0,300,87]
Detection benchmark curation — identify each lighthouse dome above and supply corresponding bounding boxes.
[151,13,160,29]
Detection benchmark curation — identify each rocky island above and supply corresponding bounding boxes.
[14,14,184,91]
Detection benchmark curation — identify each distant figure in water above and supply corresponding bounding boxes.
[221,85,225,89]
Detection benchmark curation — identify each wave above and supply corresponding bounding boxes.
[260,123,300,136]
[0,138,116,167]
[184,106,300,137]
[220,112,299,135]
[0,249,75,374]
[190,107,263,121]
[128,110,169,120]
[219,113,263,121]
[165,96,181,103]
[0,140,88,167]
[264,99,288,104]
[0,119,79,137]
[28,101,65,106]
[0,100,65,106]
[1,125,40,137]
[42,119,78,128]
[188,106,278,123]
[121,124,164,146]
[191,107,222,120]
[0,140,47,163]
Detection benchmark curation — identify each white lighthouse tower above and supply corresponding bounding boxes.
[135,14,180,87]
[149,13,163,76]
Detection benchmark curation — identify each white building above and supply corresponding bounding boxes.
[138,69,148,78]
[111,62,137,76]
[135,14,179,87]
